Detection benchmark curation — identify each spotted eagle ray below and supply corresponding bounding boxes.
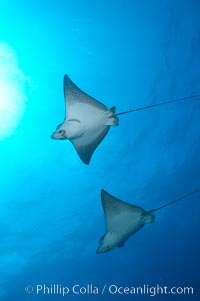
[96,188,200,254]
[51,74,200,164]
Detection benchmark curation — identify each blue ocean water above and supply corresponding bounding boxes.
[0,0,200,300]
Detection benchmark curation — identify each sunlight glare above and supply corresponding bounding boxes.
[0,42,28,140]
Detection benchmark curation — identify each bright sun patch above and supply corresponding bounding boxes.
[0,42,28,140]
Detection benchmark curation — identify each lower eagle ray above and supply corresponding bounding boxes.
[51,74,200,164]
[96,188,200,254]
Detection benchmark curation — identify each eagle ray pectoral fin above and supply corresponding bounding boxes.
[99,234,105,246]
[117,239,127,248]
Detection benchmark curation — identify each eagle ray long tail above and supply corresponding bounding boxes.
[149,188,200,213]
[115,94,200,116]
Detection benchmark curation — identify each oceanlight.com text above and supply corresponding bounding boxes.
[25,283,194,297]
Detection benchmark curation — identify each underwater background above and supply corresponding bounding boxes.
[0,0,200,300]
